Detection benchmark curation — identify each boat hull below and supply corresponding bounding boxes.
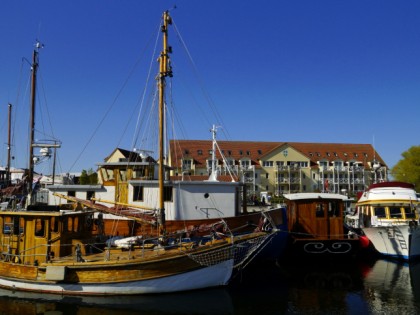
[0,259,233,295]
[362,225,420,260]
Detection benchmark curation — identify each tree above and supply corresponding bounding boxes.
[390,145,420,190]
[79,168,98,185]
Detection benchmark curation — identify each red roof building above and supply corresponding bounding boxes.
[169,140,388,198]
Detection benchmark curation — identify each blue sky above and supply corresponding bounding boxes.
[0,0,419,176]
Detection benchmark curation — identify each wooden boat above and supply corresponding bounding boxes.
[40,10,288,260]
[283,193,361,258]
[346,181,420,260]
[0,11,277,296]
[46,127,287,249]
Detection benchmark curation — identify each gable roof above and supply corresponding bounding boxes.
[104,148,156,163]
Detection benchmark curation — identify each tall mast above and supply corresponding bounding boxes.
[6,103,12,185]
[28,41,43,201]
[208,124,219,181]
[158,11,173,234]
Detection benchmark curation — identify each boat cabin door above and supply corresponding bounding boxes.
[315,200,343,239]
[115,169,129,204]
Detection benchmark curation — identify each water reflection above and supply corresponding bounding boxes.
[363,259,420,314]
[0,259,419,314]
[0,287,234,315]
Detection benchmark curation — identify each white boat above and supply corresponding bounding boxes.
[346,181,420,260]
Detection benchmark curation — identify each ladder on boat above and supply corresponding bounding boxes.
[387,226,408,249]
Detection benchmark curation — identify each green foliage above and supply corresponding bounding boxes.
[390,145,420,190]
[79,168,98,185]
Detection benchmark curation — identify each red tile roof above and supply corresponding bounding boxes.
[169,140,387,168]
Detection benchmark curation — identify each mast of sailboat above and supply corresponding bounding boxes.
[28,41,43,203]
[208,124,219,181]
[6,103,12,186]
[157,11,173,234]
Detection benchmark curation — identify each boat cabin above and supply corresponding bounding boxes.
[284,193,348,241]
[0,206,97,265]
[355,181,419,227]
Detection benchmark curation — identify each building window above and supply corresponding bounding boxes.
[257,150,262,155]
[266,173,269,179]
[241,160,250,168]
[246,150,251,156]
[262,161,274,167]
[197,150,203,155]
[133,186,144,201]
[227,150,232,156]
[239,150,243,155]
[182,159,192,170]
[184,149,189,155]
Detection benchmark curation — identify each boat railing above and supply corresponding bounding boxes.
[1,232,227,265]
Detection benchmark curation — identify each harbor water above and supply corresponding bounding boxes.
[0,257,419,314]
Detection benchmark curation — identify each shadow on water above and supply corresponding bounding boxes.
[228,258,369,315]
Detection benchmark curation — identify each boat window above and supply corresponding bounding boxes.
[87,191,95,201]
[101,168,115,181]
[403,206,416,219]
[316,203,325,218]
[3,216,12,234]
[50,217,59,233]
[133,186,144,201]
[164,186,173,202]
[63,217,68,232]
[389,206,402,219]
[119,170,127,182]
[12,217,24,235]
[73,217,79,232]
[374,207,386,218]
[35,219,45,237]
[328,202,340,217]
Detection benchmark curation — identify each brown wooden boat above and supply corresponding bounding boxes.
[284,193,360,257]
[0,11,277,296]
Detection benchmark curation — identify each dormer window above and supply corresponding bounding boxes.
[184,149,189,155]
[257,150,262,155]
[239,150,243,155]
[227,150,232,156]
[326,152,330,156]
[246,150,251,156]
[197,150,203,155]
